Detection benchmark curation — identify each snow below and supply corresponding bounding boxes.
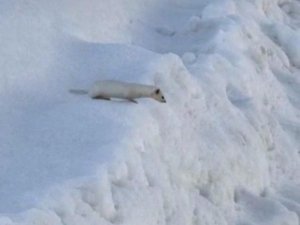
[0,0,300,224]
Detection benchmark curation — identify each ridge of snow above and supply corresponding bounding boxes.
[1,0,300,224]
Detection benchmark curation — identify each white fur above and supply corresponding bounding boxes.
[70,80,166,103]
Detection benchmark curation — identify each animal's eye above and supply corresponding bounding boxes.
[162,96,165,99]
[155,89,160,94]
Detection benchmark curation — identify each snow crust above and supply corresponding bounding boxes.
[1,0,300,224]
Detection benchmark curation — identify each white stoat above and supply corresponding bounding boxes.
[70,80,166,103]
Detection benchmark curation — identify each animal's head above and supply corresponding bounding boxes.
[151,88,166,103]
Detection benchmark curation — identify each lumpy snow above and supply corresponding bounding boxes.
[1,0,300,225]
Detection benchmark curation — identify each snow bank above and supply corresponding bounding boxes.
[1,0,300,225]
[0,0,159,214]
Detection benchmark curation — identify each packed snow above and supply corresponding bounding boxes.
[1,0,300,224]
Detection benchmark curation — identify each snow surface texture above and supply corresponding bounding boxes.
[1,0,300,224]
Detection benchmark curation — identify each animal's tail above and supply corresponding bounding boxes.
[69,89,88,95]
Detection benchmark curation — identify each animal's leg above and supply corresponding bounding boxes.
[92,96,111,101]
[128,99,138,104]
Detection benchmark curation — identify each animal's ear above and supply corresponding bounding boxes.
[155,89,160,94]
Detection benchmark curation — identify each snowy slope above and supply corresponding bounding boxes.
[1,0,300,225]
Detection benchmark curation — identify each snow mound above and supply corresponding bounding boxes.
[1,0,300,225]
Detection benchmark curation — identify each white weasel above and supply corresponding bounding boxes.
[70,80,166,103]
